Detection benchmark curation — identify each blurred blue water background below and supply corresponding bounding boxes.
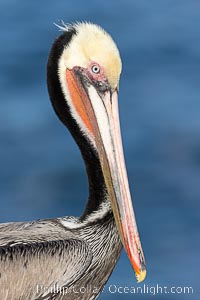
[0,0,200,299]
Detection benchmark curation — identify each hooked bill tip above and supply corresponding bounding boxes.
[135,269,147,283]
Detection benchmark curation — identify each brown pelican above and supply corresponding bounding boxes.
[0,22,146,300]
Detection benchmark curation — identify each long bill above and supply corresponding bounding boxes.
[66,68,146,282]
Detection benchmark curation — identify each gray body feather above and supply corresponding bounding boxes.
[0,214,122,300]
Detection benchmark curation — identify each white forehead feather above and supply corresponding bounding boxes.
[60,22,122,90]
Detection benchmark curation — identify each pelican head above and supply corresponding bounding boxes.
[47,22,146,282]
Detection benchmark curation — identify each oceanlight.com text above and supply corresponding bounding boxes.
[105,284,194,295]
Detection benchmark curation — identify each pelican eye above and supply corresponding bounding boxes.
[91,64,100,74]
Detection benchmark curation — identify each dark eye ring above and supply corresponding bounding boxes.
[91,64,100,74]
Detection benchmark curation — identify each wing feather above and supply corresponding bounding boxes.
[0,220,92,300]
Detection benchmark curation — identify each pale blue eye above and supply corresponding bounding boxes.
[91,65,100,74]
